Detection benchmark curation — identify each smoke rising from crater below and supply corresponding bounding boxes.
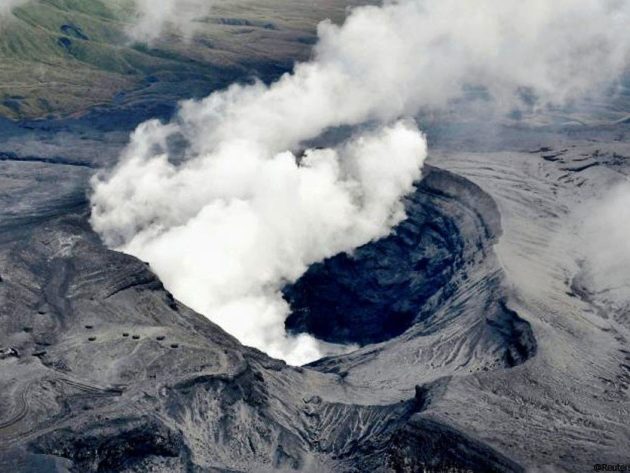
[128,0,215,43]
[91,0,630,364]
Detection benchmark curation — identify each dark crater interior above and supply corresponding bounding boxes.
[283,165,504,346]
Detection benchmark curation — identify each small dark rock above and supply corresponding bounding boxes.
[60,24,89,40]
[1,347,20,359]
[57,37,73,51]
[304,395,322,405]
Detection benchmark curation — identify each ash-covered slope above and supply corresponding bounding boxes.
[0,156,528,472]
[3,123,628,472]
[423,137,630,470]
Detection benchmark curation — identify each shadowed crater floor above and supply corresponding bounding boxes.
[284,166,535,367]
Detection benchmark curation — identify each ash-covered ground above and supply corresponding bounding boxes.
[3,107,630,473]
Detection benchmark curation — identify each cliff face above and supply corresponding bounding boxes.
[284,165,530,358]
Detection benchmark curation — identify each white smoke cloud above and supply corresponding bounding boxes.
[127,0,214,43]
[578,182,630,299]
[92,119,426,364]
[0,0,208,39]
[91,0,630,365]
[0,0,29,20]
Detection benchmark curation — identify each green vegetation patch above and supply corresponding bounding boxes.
[0,0,371,119]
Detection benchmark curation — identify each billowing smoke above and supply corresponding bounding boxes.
[127,0,214,43]
[91,0,630,365]
[92,119,425,364]
[578,183,630,298]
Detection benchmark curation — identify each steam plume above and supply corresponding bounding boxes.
[128,0,214,43]
[0,0,212,40]
[0,0,29,20]
[91,0,630,364]
[579,183,630,297]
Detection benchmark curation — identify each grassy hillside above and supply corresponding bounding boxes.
[0,0,370,119]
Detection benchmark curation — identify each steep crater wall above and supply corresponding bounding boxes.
[284,165,501,345]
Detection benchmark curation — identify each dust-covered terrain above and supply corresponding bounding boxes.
[1,1,630,472]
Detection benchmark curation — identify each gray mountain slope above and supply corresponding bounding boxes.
[1,117,629,472]
[1,2,630,467]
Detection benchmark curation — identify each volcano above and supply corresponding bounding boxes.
[1,1,630,472]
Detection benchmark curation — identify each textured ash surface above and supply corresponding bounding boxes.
[2,117,630,472]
